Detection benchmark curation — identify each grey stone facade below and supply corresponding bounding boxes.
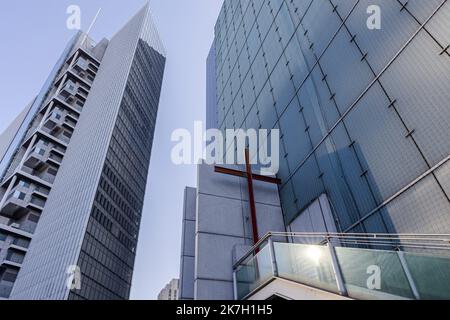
[180,163,285,300]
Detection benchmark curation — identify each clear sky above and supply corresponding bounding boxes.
[0,0,223,299]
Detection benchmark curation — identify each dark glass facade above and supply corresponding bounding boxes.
[214,0,450,234]
[68,42,165,300]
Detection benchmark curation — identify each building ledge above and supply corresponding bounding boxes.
[246,277,352,300]
[0,224,33,239]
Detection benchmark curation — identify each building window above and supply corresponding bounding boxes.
[35,147,46,156]
[28,214,40,223]
[2,272,17,283]
[13,191,26,200]
[48,168,58,176]
[19,181,30,188]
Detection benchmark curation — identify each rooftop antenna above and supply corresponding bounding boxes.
[81,8,102,47]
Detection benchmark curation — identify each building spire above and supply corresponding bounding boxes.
[81,8,102,47]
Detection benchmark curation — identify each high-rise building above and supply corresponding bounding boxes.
[157,279,179,300]
[213,0,450,235]
[0,3,165,300]
[179,0,450,301]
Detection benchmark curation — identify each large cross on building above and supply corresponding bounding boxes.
[214,149,281,245]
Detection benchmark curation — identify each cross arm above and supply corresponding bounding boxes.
[214,166,281,185]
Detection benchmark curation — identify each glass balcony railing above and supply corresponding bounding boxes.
[235,245,273,299]
[0,284,13,299]
[233,233,450,300]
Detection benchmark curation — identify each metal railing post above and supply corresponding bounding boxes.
[268,237,278,277]
[232,270,238,300]
[397,251,421,300]
[327,240,348,296]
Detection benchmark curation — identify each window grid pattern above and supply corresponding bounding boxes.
[214,0,450,233]
[68,42,165,300]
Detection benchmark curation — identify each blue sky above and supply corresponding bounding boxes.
[0,0,223,299]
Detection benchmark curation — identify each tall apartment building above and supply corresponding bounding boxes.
[212,0,450,235]
[157,279,179,300]
[0,4,165,300]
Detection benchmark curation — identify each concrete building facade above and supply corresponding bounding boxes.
[0,4,165,300]
[179,187,196,300]
[157,279,179,300]
[180,164,285,300]
[179,164,338,300]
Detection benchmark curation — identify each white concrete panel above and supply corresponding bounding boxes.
[198,163,242,200]
[195,232,247,282]
[197,193,248,238]
[188,163,283,300]
[182,220,196,257]
[289,194,337,236]
[247,278,351,300]
[240,177,282,206]
[180,256,195,300]
[195,279,234,300]
[184,187,197,221]
[289,210,313,235]
[240,202,285,239]
[179,187,197,300]
[232,244,253,266]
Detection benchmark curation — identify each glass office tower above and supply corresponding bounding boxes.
[213,0,450,234]
[0,4,165,299]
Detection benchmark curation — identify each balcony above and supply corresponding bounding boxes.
[11,237,30,250]
[1,191,30,219]
[62,116,77,131]
[0,223,33,239]
[72,58,97,85]
[3,250,25,267]
[28,166,58,185]
[58,80,87,104]
[29,196,45,211]
[40,110,75,145]
[42,110,64,132]
[47,152,63,166]
[234,233,450,300]
[0,183,47,219]
[23,141,63,171]
[53,95,84,113]
[23,143,49,169]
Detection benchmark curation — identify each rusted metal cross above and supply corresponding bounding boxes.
[214,149,281,245]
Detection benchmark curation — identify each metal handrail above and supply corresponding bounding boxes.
[233,232,450,270]
[233,232,450,300]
